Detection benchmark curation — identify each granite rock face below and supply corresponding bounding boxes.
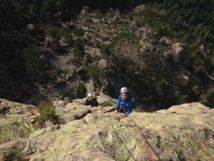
[0,99,38,160]
[23,100,214,161]
[0,97,213,161]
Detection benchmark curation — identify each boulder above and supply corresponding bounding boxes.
[85,79,95,94]
[172,42,183,55]
[26,24,35,31]
[80,6,89,17]
[0,98,38,123]
[55,101,90,123]
[97,95,117,106]
[0,99,38,160]
[0,138,27,161]
[97,59,108,70]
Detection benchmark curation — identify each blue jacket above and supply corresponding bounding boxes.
[116,94,132,116]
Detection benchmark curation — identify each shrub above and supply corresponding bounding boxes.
[45,26,73,44]
[37,101,59,123]
[128,14,133,21]
[113,55,133,70]
[100,45,111,57]
[136,21,143,28]
[200,89,214,108]
[73,28,84,37]
[119,32,139,43]
[46,27,58,39]
[102,82,116,98]
[95,41,102,48]
[157,79,169,93]
[133,107,144,112]
[174,91,188,103]
[76,82,87,98]
[15,3,25,14]
[0,122,35,144]
[22,47,44,73]
[84,18,93,31]
[84,65,106,84]
[65,36,74,47]
[59,88,76,100]
[73,39,85,57]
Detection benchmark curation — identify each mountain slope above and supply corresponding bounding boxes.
[0,0,213,109]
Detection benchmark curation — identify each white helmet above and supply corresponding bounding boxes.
[120,87,129,93]
[87,93,93,98]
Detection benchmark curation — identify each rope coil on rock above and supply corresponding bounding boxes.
[121,106,154,161]
[98,115,125,161]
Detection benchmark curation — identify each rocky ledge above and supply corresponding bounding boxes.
[0,96,214,161]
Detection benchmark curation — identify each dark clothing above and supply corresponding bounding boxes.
[85,98,99,107]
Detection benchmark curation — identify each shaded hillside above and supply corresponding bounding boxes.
[7,0,142,22]
[141,0,214,107]
[0,0,213,109]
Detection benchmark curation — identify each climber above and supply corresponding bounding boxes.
[85,93,99,107]
[113,87,132,117]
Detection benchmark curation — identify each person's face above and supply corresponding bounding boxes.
[121,93,128,100]
[88,96,93,101]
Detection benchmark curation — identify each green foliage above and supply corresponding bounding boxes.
[15,3,25,14]
[65,36,74,47]
[84,18,93,30]
[144,106,156,112]
[40,1,55,21]
[131,1,214,108]
[102,82,116,98]
[95,41,102,48]
[46,27,58,40]
[84,65,106,84]
[22,47,44,73]
[174,80,190,103]
[76,82,87,98]
[128,14,133,21]
[45,25,73,46]
[136,21,143,28]
[37,101,59,123]
[58,88,76,99]
[20,0,140,22]
[118,32,139,43]
[73,39,85,57]
[133,107,144,112]
[100,45,111,57]
[73,28,84,37]
[157,79,169,94]
[200,89,214,107]
[0,122,35,144]
[55,1,63,11]
[149,0,214,54]
[105,69,116,78]
[113,55,133,70]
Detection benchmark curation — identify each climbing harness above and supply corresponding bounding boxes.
[98,115,125,161]
[121,106,154,161]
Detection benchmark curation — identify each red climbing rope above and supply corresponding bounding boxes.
[121,106,154,161]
